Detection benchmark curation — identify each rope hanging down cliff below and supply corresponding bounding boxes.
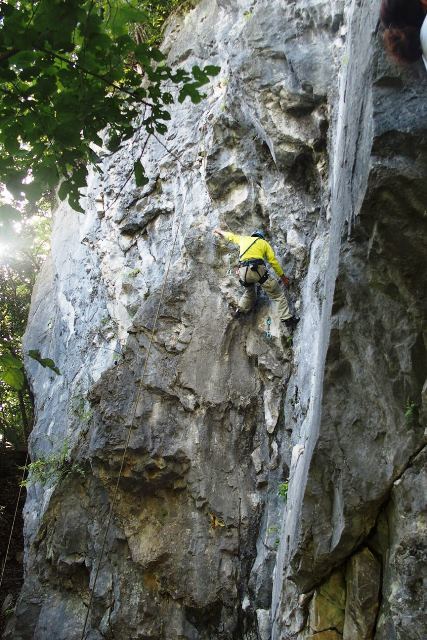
[79,178,189,640]
[0,452,29,593]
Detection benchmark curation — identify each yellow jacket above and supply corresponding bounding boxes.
[223,232,284,277]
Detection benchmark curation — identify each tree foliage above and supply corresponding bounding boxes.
[0,0,219,212]
[0,210,51,448]
[0,260,33,448]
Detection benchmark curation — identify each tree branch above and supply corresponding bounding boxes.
[40,47,155,107]
[1,45,156,110]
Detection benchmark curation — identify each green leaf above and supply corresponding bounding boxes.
[28,350,61,375]
[118,6,149,23]
[178,83,204,104]
[155,123,167,135]
[0,352,25,391]
[109,5,149,36]
[34,76,57,98]
[0,368,24,390]
[0,352,22,370]
[192,65,209,84]
[68,192,85,213]
[89,33,113,50]
[134,160,149,187]
[162,91,174,105]
[35,164,59,187]
[204,65,221,76]
[9,50,39,67]
[149,48,165,62]
[23,180,44,203]
[3,128,20,154]
[106,132,121,152]
[57,181,70,201]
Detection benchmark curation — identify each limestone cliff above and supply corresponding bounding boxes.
[6,0,426,639]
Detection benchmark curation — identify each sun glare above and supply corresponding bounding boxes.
[0,241,10,263]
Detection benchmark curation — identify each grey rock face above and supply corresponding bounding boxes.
[343,548,380,639]
[6,0,426,639]
[271,0,427,636]
[374,449,427,640]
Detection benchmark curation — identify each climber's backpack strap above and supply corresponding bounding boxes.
[239,237,260,261]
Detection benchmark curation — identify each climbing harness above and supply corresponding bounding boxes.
[238,259,269,287]
[265,317,272,340]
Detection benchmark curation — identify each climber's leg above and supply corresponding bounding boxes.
[262,277,292,320]
[236,265,259,315]
[238,283,257,314]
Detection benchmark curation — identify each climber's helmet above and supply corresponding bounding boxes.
[251,230,265,239]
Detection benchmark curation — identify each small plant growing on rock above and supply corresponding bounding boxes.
[70,394,93,424]
[21,440,85,487]
[127,267,141,278]
[404,400,418,426]
[278,481,289,500]
[169,0,199,18]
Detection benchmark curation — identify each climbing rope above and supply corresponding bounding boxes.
[79,178,189,640]
[0,451,29,592]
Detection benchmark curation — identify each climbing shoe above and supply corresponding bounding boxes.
[282,316,299,332]
[233,308,243,319]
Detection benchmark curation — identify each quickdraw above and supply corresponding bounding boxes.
[226,255,234,275]
[265,316,272,339]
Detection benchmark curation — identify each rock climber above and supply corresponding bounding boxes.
[380,0,427,69]
[213,227,299,332]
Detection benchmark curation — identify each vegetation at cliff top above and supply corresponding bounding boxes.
[0,0,217,214]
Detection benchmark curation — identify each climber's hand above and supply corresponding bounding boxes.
[281,274,290,287]
[213,228,224,237]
